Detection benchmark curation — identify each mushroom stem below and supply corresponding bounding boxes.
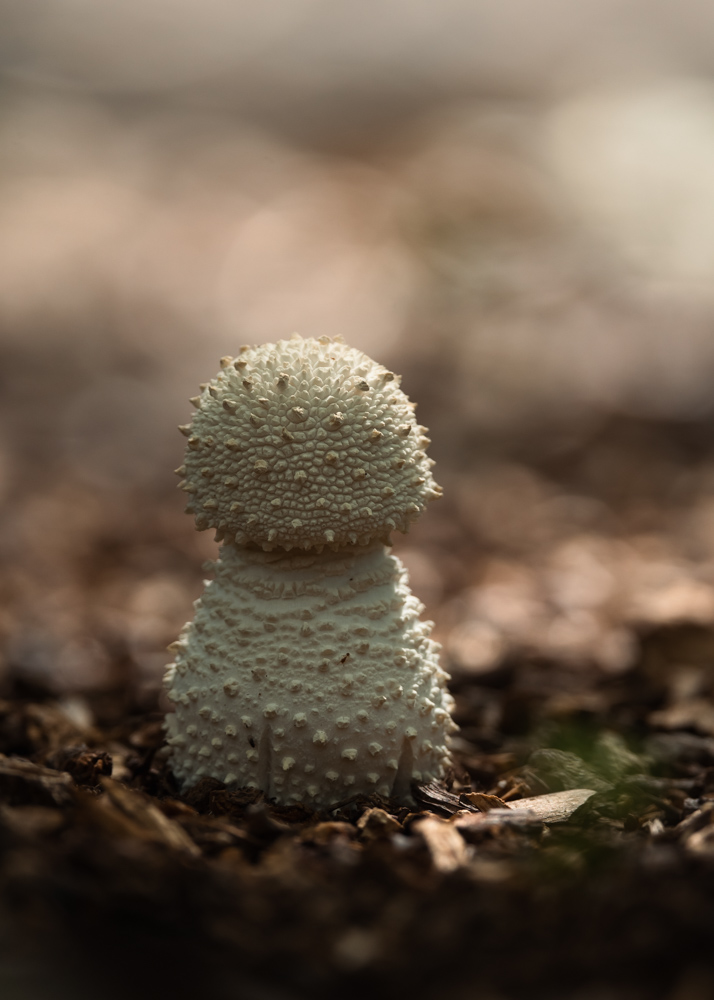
[164,542,455,807]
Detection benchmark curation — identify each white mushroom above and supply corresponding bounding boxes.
[179,335,441,550]
[164,335,456,807]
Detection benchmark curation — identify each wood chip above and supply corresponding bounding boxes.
[301,821,356,846]
[357,807,402,839]
[454,807,541,834]
[86,778,201,855]
[510,789,597,823]
[685,824,714,855]
[177,814,255,853]
[412,782,477,816]
[414,816,469,872]
[668,803,714,841]
[454,789,596,832]
[0,754,74,807]
[460,792,509,812]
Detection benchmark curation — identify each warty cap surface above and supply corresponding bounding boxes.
[178,336,441,551]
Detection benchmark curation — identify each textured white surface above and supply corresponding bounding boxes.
[164,543,455,806]
[166,336,455,804]
[177,336,440,551]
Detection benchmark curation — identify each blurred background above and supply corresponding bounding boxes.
[5,0,714,732]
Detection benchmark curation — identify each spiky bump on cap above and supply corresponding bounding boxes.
[178,336,441,551]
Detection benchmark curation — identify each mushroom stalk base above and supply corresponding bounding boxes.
[164,543,455,808]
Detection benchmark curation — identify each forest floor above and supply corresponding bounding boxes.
[3,406,714,1000]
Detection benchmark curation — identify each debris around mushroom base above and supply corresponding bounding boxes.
[1,629,714,1000]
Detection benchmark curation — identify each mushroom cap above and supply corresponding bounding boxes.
[179,336,441,550]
